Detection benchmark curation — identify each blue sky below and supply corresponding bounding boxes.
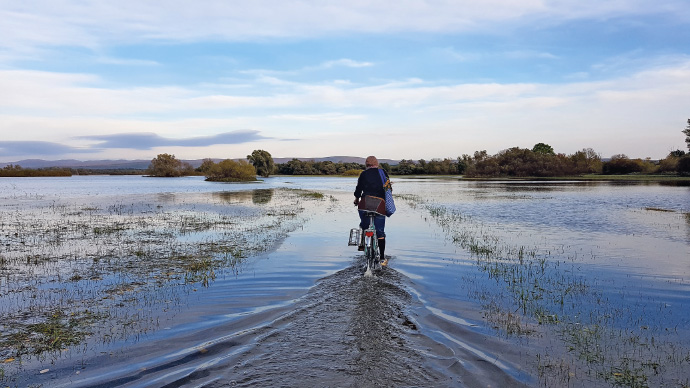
[1,1,689,162]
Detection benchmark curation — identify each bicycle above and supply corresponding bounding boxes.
[349,210,381,275]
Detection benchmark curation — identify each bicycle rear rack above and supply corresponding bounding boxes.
[348,228,361,246]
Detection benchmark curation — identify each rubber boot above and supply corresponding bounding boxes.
[378,238,386,265]
[358,230,365,251]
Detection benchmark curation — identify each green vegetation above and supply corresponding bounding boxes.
[393,158,460,175]
[532,142,555,155]
[683,118,690,151]
[146,153,195,177]
[247,149,275,178]
[277,159,365,175]
[463,147,602,177]
[342,169,362,176]
[461,147,690,178]
[679,155,690,176]
[0,164,72,177]
[204,159,257,182]
[5,309,107,358]
[297,191,325,199]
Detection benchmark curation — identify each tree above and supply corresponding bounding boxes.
[394,159,417,175]
[197,158,216,174]
[457,155,471,174]
[683,119,690,151]
[603,154,651,174]
[678,155,690,176]
[570,148,602,174]
[247,150,275,178]
[205,159,257,182]
[147,153,186,177]
[532,143,555,155]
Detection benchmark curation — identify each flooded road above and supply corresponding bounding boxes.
[2,176,690,387]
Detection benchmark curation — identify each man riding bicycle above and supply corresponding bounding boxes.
[353,156,389,265]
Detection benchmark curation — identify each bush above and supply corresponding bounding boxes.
[0,165,72,177]
[205,159,257,182]
[569,148,603,174]
[658,155,679,173]
[147,153,194,177]
[462,147,604,178]
[678,155,690,176]
[603,155,649,175]
[342,169,363,176]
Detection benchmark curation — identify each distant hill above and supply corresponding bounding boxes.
[1,156,400,169]
[272,156,399,165]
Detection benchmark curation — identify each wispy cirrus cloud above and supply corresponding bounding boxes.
[2,0,687,56]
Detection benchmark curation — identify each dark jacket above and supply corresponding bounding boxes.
[354,168,389,199]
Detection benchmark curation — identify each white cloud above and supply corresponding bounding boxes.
[269,113,365,122]
[317,59,374,69]
[95,56,160,66]
[1,54,688,159]
[0,70,193,115]
[2,0,687,59]
[3,57,689,118]
[239,58,374,79]
[503,50,559,60]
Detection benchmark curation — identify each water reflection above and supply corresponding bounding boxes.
[658,180,690,187]
[214,189,274,205]
[156,192,177,203]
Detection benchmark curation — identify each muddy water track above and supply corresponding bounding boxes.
[113,265,527,388]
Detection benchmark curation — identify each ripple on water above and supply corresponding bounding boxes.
[72,266,531,388]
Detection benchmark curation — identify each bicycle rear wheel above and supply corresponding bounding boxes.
[364,229,378,272]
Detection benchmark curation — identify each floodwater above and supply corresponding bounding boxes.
[1,176,689,387]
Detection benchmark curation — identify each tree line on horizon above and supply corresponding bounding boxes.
[0,164,72,177]
[4,120,690,178]
[3,148,690,178]
[145,119,690,178]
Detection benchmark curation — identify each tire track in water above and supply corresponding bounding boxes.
[154,266,436,387]
[149,264,530,387]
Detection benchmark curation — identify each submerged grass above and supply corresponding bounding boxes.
[0,188,327,379]
[404,196,690,387]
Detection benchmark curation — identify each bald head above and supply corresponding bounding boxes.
[365,156,379,168]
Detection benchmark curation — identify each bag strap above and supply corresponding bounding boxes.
[378,169,391,191]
